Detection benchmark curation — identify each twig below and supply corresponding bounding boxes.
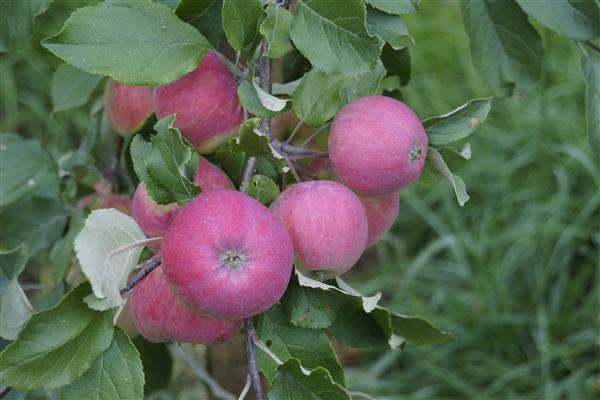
[169,344,237,400]
[108,237,163,257]
[0,386,11,399]
[300,122,331,148]
[238,374,252,400]
[119,257,161,295]
[244,319,265,400]
[582,40,600,53]
[239,157,258,193]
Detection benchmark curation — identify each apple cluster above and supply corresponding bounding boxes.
[105,51,428,345]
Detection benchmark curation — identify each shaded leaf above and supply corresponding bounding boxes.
[365,0,418,15]
[247,174,279,205]
[281,277,341,329]
[176,0,224,47]
[222,0,264,59]
[426,148,470,207]
[424,97,492,145]
[260,4,293,58]
[133,337,172,394]
[381,45,411,86]
[581,51,600,153]
[0,0,51,52]
[51,64,103,113]
[366,8,413,50]
[0,246,33,340]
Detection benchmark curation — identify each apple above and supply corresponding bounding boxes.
[161,190,294,320]
[154,52,244,153]
[131,156,234,246]
[328,95,428,196]
[105,80,153,137]
[360,192,399,248]
[270,180,368,280]
[131,266,241,344]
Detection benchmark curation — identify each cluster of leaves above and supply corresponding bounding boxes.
[1,0,598,398]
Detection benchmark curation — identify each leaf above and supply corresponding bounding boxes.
[260,4,293,58]
[0,246,33,340]
[176,0,224,47]
[253,80,289,112]
[130,134,153,183]
[49,210,87,285]
[0,0,51,52]
[281,278,341,329]
[74,209,146,310]
[42,1,211,85]
[517,0,600,41]
[365,0,418,15]
[581,51,600,153]
[0,283,114,390]
[51,64,103,113]
[136,115,201,205]
[59,329,144,400]
[381,45,411,86]
[236,118,288,172]
[255,304,345,386]
[366,8,413,50]
[238,81,284,117]
[290,0,383,76]
[222,0,264,59]
[0,197,68,256]
[0,133,60,207]
[461,0,543,96]
[426,148,470,207]
[423,97,492,145]
[133,337,173,394]
[247,174,279,205]
[268,358,350,400]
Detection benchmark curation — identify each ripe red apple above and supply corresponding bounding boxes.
[131,266,241,344]
[328,95,428,196]
[105,80,153,137]
[361,192,399,248]
[162,190,293,320]
[270,180,368,280]
[154,52,244,152]
[132,156,234,245]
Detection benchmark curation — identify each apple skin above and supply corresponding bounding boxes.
[131,156,234,246]
[361,192,399,248]
[328,95,428,196]
[161,190,294,320]
[270,180,368,280]
[105,80,153,137]
[131,266,241,344]
[154,52,244,153]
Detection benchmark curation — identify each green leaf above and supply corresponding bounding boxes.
[133,337,173,394]
[581,51,600,153]
[365,0,418,15]
[49,210,87,285]
[222,0,264,59]
[130,134,153,183]
[260,4,293,58]
[268,358,350,400]
[366,8,413,50]
[0,246,33,341]
[0,197,68,256]
[59,329,144,400]
[238,81,283,117]
[137,115,201,205]
[176,0,224,47]
[42,1,211,85]
[0,283,114,390]
[255,304,345,386]
[247,174,279,205]
[51,64,103,113]
[253,80,289,112]
[426,148,470,207]
[381,45,411,86]
[290,0,383,76]
[74,209,147,311]
[461,0,543,96]
[236,118,288,173]
[424,97,492,146]
[281,277,341,329]
[0,0,51,52]
[0,133,60,208]
[517,0,600,41]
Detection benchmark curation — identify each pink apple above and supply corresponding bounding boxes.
[105,80,153,137]
[328,96,428,196]
[154,52,244,152]
[161,190,293,320]
[131,156,234,245]
[131,266,241,344]
[361,192,399,248]
[270,180,368,280]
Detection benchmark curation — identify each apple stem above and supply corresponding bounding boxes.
[244,318,265,400]
[119,257,161,295]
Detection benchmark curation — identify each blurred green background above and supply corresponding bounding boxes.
[1,0,598,399]
[346,1,600,399]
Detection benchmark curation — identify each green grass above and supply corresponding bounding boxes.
[344,1,599,399]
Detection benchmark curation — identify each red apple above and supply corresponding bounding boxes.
[162,190,293,320]
[131,156,234,245]
[105,80,153,137]
[154,52,244,153]
[328,96,428,196]
[131,266,241,344]
[361,192,399,248]
[270,180,368,280]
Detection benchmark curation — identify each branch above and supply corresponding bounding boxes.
[583,40,600,54]
[244,319,265,400]
[119,257,161,295]
[0,386,11,400]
